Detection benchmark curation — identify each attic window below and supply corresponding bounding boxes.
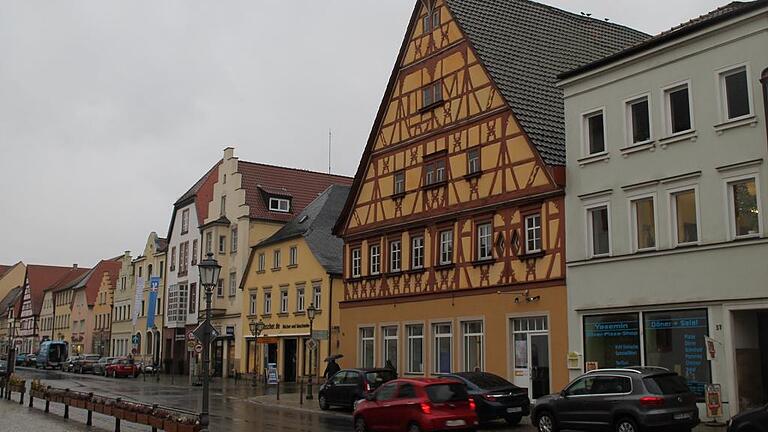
[423,7,440,34]
[422,81,443,109]
[269,197,290,213]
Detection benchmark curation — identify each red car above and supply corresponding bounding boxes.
[105,357,139,378]
[353,378,479,432]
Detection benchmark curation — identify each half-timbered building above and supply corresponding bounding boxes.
[334,0,647,399]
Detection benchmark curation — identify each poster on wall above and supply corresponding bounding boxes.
[583,313,641,368]
[146,276,160,328]
[132,277,144,326]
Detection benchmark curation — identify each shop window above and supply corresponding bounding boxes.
[382,326,398,368]
[360,327,375,368]
[462,321,483,372]
[406,324,424,374]
[432,323,452,374]
[583,313,641,369]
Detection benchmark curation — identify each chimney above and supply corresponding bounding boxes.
[224,147,235,160]
[73,264,78,269]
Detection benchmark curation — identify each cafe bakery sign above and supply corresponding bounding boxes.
[262,323,310,330]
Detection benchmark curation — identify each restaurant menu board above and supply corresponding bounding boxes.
[584,313,641,368]
[644,309,710,397]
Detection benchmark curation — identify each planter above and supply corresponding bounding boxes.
[122,410,137,423]
[30,390,47,399]
[86,401,95,411]
[163,419,179,432]
[8,385,25,394]
[178,423,201,432]
[113,408,124,419]
[148,416,165,429]
[135,413,150,425]
[71,399,86,409]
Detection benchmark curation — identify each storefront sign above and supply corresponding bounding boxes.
[705,384,722,419]
[312,330,329,340]
[257,337,280,345]
[705,336,717,360]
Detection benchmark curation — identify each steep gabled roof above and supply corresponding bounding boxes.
[21,265,87,316]
[167,161,221,242]
[0,265,11,278]
[257,185,351,275]
[0,286,22,316]
[72,259,122,307]
[239,161,353,223]
[560,1,768,80]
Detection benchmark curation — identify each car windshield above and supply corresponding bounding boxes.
[85,355,100,361]
[120,359,134,365]
[364,370,397,389]
[461,373,512,389]
[426,383,469,403]
[643,374,690,395]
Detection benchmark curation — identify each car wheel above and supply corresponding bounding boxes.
[354,417,368,432]
[615,418,638,432]
[505,415,523,426]
[318,394,330,410]
[537,411,558,432]
[407,422,422,432]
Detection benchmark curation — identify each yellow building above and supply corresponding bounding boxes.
[52,267,90,345]
[240,185,350,382]
[0,262,26,302]
[131,232,167,365]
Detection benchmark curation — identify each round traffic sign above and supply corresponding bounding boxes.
[187,332,196,341]
[194,344,203,354]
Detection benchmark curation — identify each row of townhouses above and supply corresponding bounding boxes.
[1,0,766,420]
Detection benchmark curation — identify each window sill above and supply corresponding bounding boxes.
[391,192,406,200]
[658,131,697,149]
[260,314,272,319]
[287,264,298,269]
[419,100,444,114]
[294,311,306,316]
[620,141,656,157]
[519,250,546,260]
[434,263,455,271]
[472,258,496,267]
[387,270,403,277]
[277,313,289,318]
[421,181,448,192]
[256,270,266,275]
[347,276,363,282]
[406,268,426,274]
[578,152,609,167]
[362,274,381,281]
[271,267,281,272]
[464,171,482,181]
[714,115,757,135]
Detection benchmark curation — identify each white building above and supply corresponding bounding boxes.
[560,1,768,419]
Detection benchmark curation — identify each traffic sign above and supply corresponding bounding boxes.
[187,340,196,352]
[193,320,219,341]
[131,348,138,355]
[132,335,140,345]
[194,344,203,354]
[306,338,317,351]
[187,331,197,341]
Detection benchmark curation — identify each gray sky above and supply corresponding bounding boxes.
[0,0,728,267]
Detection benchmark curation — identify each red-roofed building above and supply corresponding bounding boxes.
[198,147,352,377]
[69,258,121,355]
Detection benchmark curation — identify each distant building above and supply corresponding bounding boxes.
[131,232,167,365]
[111,252,135,357]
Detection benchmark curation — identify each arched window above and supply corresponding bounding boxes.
[146,331,153,355]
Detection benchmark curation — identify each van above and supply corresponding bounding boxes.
[36,341,68,369]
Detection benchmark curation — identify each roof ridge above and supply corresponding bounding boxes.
[510,0,649,36]
[238,160,353,179]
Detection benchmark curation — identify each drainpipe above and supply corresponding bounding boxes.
[327,275,334,359]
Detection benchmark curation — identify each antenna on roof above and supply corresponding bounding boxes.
[328,128,332,174]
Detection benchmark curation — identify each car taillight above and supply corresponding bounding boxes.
[364,382,372,392]
[469,398,476,411]
[640,396,665,407]
[420,402,432,414]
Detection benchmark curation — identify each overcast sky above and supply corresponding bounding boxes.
[0,0,729,267]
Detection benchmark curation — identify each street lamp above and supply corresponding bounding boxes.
[249,319,265,386]
[197,252,221,432]
[305,303,317,400]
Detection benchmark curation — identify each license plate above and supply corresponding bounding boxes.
[674,413,692,420]
[507,407,523,413]
[446,420,466,427]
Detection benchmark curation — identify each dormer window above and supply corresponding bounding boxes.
[269,197,290,213]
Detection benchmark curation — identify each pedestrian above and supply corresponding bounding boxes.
[323,357,341,381]
[385,359,397,375]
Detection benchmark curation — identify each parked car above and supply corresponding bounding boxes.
[532,367,700,432]
[0,360,7,375]
[353,377,479,432]
[93,357,116,376]
[74,354,101,374]
[105,357,139,378]
[440,372,530,425]
[15,353,27,366]
[728,403,768,432]
[319,368,398,410]
[62,356,82,373]
[25,352,38,367]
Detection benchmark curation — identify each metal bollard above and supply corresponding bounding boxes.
[276,381,280,401]
[19,391,24,405]
[29,392,33,408]
[87,393,93,426]
[299,377,304,406]
[151,404,158,432]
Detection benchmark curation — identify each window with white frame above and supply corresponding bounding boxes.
[229,271,237,296]
[583,109,606,155]
[181,209,190,234]
[439,230,453,265]
[467,148,481,174]
[289,246,298,266]
[671,189,699,245]
[626,96,651,145]
[280,289,289,313]
[369,244,381,275]
[631,197,656,251]
[205,232,212,254]
[477,223,493,260]
[406,324,424,374]
[382,326,398,368]
[269,197,290,213]
[296,285,305,312]
[393,171,405,195]
[587,205,610,257]
[249,293,257,316]
[389,240,401,272]
[258,253,265,272]
[263,291,272,314]
[219,235,226,254]
[432,322,452,374]
[525,214,542,253]
[231,226,238,252]
[422,6,440,34]
[462,320,483,372]
[720,66,752,120]
[422,81,443,109]
[665,83,693,134]
[313,283,322,310]
[411,236,424,269]
[424,158,446,185]
[216,278,224,297]
[359,327,375,368]
[351,248,361,277]
[273,250,281,269]
[729,177,760,238]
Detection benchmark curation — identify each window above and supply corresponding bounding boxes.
[313,283,322,310]
[231,226,238,253]
[627,96,651,145]
[525,214,542,253]
[467,148,481,174]
[406,324,424,374]
[179,241,189,276]
[433,323,452,374]
[424,158,446,185]
[255,253,264,272]
[189,282,197,314]
[191,239,198,266]
[218,235,226,254]
[584,313,641,369]
[289,246,298,266]
[269,197,290,213]
[170,247,177,271]
[296,285,305,312]
[383,326,398,367]
[389,240,402,272]
[462,321,483,372]
[422,6,440,33]
[263,291,272,314]
[360,327,375,368]
[220,195,226,216]
[229,272,237,297]
[273,250,281,269]
[631,197,656,251]
[216,278,224,297]
[393,171,405,195]
[588,206,610,257]
[369,244,381,275]
[583,110,606,155]
[671,189,699,245]
[280,289,288,313]
[422,81,443,109]
[477,223,493,260]
[351,248,361,278]
[721,66,751,120]
[205,232,212,254]
[411,236,424,269]
[181,209,189,234]
[665,84,693,134]
[729,178,760,238]
[439,230,453,265]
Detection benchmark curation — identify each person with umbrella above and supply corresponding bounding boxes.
[323,354,342,381]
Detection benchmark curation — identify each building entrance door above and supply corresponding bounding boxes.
[283,338,297,382]
[511,316,550,400]
[733,309,768,411]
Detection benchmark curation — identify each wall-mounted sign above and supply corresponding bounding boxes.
[566,351,580,370]
[705,336,717,360]
[585,361,599,372]
[705,384,722,419]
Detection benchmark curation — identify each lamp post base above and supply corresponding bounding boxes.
[306,376,313,400]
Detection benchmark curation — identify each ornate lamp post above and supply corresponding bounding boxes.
[305,303,317,400]
[197,253,221,432]
[248,319,265,386]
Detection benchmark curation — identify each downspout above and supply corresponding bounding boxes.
[761,69,768,151]
[327,274,334,358]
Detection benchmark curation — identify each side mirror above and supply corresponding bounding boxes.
[365,393,376,401]
[560,390,567,398]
